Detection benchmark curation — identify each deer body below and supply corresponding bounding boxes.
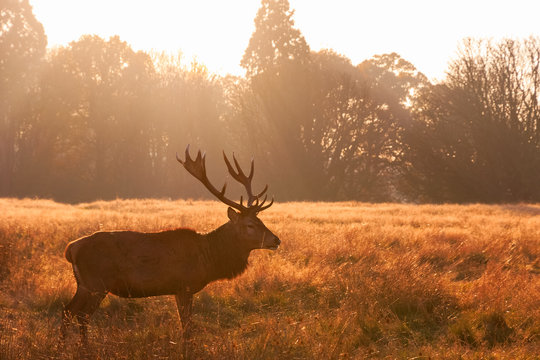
[65,219,276,298]
[61,147,280,349]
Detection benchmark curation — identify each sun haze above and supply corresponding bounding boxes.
[30,0,540,80]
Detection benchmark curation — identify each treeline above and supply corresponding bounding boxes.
[2,0,539,203]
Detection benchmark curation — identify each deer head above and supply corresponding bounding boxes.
[176,145,279,250]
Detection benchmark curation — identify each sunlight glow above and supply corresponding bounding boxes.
[30,0,540,80]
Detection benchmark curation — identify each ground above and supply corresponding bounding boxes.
[0,198,539,359]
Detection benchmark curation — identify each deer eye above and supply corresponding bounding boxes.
[247,224,256,230]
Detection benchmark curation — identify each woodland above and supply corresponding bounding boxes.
[2,0,540,203]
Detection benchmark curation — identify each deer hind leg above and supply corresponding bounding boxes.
[61,286,88,341]
[61,286,106,345]
[78,290,106,345]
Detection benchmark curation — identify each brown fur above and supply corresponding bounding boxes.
[61,209,280,348]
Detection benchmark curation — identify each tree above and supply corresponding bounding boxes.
[241,0,309,77]
[404,38,540,202]
[358,52,428,108]
[17,35,156,201]
[309,51,425,200]
[237,0,315,199]
[0,0,46,195]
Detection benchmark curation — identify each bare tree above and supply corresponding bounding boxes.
[404,38,540,202]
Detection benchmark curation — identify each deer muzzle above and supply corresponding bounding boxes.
[263,232,281,250]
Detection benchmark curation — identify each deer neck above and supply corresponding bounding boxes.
[205,222,251,281]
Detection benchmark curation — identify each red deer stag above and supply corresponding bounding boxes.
[61,146,280,346]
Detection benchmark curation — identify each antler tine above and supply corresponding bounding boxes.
[255,184,268,199]
[176,152,184,164]
[223,151,258,207]
[176,144,191,165]
[223,152,238,180]
[220,182,227,196]
[185,144,192,162]
[248,158,255,180]
[232,153,246,178]
[257,196,274,212]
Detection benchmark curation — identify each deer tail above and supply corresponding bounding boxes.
[64,242,75,263]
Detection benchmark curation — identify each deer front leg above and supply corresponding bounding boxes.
[175,291,193,357]
[175,292,193,335]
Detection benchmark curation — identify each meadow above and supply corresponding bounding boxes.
[0,198,539,359]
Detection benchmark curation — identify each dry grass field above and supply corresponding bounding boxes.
[0,198,539,359]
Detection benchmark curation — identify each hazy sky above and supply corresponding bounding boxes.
[30,0,540,81]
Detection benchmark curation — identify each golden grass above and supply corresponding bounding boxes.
[0,198,539,359]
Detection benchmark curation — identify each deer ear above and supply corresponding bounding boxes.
[227,207,240,223]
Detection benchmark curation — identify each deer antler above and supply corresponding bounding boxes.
[177,145,243,212]
[177,145,273,213]
[223,153,269,207]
